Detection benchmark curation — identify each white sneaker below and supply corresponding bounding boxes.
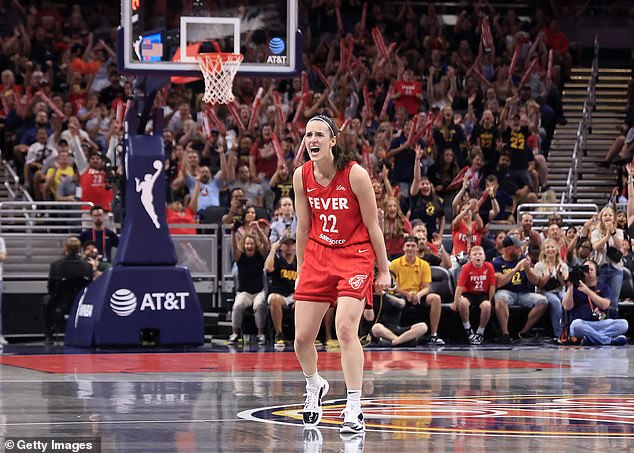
[257,334,266,345]
[303,427,323,453]
[0,335,8,345]
[340,432,365,453]
[302,377,329,426]
[227,333,239,345]
[340,403,364,434]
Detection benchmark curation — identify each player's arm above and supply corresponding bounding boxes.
[293,166,311,284]
[350,165,391,290]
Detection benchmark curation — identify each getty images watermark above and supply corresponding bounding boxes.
[4,437,100,453]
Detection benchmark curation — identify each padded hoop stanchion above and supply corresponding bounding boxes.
[196,52,244,104]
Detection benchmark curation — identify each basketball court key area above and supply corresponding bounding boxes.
[1,343,633,452]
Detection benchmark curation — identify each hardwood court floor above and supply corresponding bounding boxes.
[0,342,632,452]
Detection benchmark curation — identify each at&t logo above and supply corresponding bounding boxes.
[110,289,189,316]
[267,37,287,64]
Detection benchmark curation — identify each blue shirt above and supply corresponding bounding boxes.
[569,283,610,322]
[187,174,221,210]
[492,254,532,293]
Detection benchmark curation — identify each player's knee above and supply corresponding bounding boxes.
[335,322,357,344]
[480,300,491,311]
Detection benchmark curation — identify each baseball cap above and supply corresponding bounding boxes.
[503,236,523,248]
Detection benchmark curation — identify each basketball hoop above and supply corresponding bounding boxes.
[196,52,243,105]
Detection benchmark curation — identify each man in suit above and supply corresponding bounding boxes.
[45,237,92,344]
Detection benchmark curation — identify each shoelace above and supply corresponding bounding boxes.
[340,406,361,423]
[303,386,320,410]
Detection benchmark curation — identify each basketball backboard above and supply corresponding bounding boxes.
[119,0,299,77]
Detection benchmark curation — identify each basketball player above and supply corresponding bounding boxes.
[293,115,391,434]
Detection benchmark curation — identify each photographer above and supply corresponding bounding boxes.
[222,187,247,226]
[562,260,628,345]
[81,240,112,280]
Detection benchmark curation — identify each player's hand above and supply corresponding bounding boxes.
[374,269,391,293]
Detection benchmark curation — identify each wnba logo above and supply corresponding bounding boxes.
[110,289,138,317]
[269,37,285,55]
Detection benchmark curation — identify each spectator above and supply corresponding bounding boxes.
[24,127,56,197]
[450,198,484,277]
[269,196,297,244]
[389,235,445,345]
[486,231,507,262]
[269,160,294,209]
[165,177,200,235]
[42,147,76,201]
[78,205,119,263]
[264,235,297,346]
[228,164,264,207]
[590,206,624,317]
[229,230,270,346]
[563,260,628,345]
[411,220,450,269]
[492,235,548,343]
[451,246,496,345]
[387,117,425,201]
[427,147,460,199]
[534,239,569,340]
[73,148,114,211]
[519,212,543,247]
[409,145,445,236]
[249,124,277,185]
[432,105,468,167]
[392,68,423,116]
[45,237,92,344]
[382,196,412,260]
[81,240,112,280]
[222,187,248,226]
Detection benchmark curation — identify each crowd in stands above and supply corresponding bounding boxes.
[0,1,632,347]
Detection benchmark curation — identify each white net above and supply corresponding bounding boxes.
[196,53,244,105]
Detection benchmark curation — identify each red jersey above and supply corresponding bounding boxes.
[303,161,370,248]
[393,80,423,116]
[452,221,482,255]
[166,206,196,235]
[457,261,496,294]
[80,168,114,211]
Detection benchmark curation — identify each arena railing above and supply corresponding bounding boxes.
[560,34,599,204]
[2,228,219,305]
[0,201,94,234]
[2,162,20,200]
[516,203,599,227]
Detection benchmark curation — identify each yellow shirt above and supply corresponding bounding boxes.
[45,166,76,196]
[389,255,431,293]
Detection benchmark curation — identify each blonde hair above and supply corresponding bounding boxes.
[383,196,406,239]
[539,238,561,266]
[597,206,614,236]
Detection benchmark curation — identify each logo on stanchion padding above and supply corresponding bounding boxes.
[110,289,138,316]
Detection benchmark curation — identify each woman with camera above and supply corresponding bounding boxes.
[534,239,568,340]
[590,206,624,317]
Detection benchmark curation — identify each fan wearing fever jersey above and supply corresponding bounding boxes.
[293,115,390,434]
[451,246,496,345]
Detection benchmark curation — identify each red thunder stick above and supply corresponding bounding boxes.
[312,64,330,90]
[362,86,371,113]
[379,84,392,119]
[292,98,305,126]
[340,38,348,69]
[472,66,493,87]
[407,114,419,145]
[293,136,306,168]
[519,58,538,87]
[270,132,285,163]
[227,101,245,131]
[205,105,227,136]
[546,49,554,81]
[361,2,367,30]
[335,1,343,33]
[340,118,351,133]
[508,45,520,80]
[272,91,286,127]
[301,71,310,99]
[39,92,66,119]
[247,87,264,130]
